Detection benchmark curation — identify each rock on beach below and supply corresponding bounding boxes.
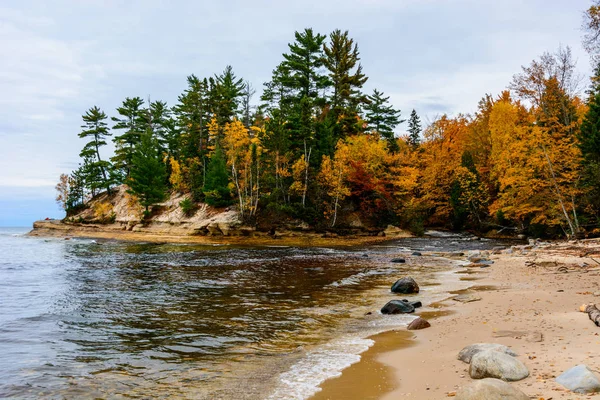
[455,378,529,400]
[458,343,517,364]
[381,300,415,314]
[391,277,419,294]
[469,349,529,381]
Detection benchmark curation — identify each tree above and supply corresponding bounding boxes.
[583,1,600,58]
[318,141,351,227]
[78,106,114,194]
[112,97,146,178]
[364,89,404,152]
[579,61,600,225]
[147,100,176,156]
[407,109,422,149]
[126,131,168,215]
[55,173,70,211]
[323,29,368,138]
[203,146,232,207]
[209,65,245,141]
[241,81,256,130]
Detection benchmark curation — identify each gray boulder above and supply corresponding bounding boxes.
[456,378,529,400]
[469,349,529,381]
[555,364,600,394]
[458,343,517,363]
[391,277,419,294]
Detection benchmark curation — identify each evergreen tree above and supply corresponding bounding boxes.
[579,62,600,223]
[78,106,115,194]
[408,109,422,149]
[209,66,245,143]
[203,146,232,207]
[323,29,368,139]
[364,89,404,152]
[126,131,168,215]
[283,28,329,102]
[112,97,146,178]
[146,100,176,156]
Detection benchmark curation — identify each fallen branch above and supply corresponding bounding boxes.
[580,303,600,326]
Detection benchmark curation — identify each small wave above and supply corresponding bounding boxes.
[267,336,374,400]
[327,268,394,288]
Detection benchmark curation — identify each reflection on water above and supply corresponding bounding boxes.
[0,228,508,399]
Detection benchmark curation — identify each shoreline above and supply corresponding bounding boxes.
[312,240,600,399]
[28,220,408,248]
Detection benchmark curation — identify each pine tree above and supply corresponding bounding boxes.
[203,146,232,207]
[580,62,600,223]
[147,100,176,156]
[126,131,168,215]
[364,89,404,152]
[112,97,146,178]
[78,106,115,194]
[408,109,422,149]
[209,66,245,143]
[323,29,368,139]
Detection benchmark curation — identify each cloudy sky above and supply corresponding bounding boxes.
[0,0,593,226]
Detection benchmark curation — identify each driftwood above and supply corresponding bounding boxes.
[580,304,600,326]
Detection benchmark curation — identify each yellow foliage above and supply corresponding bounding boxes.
[169,157,188,193]
[93,202,114,223]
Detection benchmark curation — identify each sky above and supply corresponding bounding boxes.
[0,0,593,226]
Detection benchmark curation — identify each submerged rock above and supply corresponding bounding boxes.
[469,349,529,381]
[391,277,419,294]
[407,317,430,330]
[556,364,600,393]
[390,258,406,263]
[453,294,482,303]
[381,300,415,314]
[458,343,517,364]
[456,378,529,400]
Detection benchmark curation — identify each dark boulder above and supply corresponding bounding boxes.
[412,251,422,256]
[391,258,406,263]
[381,300,415,314]
[391,277,420,294]
[401,299,422,308]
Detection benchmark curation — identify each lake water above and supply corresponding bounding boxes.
[0,227,506,399]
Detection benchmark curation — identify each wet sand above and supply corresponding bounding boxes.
[312,240,600,400]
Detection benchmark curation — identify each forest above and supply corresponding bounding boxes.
[55,5,600,238]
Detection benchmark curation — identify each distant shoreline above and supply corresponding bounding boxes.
[28,219,410,247]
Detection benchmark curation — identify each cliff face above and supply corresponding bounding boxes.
[30,185,412,241]
[44,186,245,237]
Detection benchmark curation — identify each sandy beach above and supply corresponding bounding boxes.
[314,240,600,399]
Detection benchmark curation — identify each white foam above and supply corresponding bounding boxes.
[268,337,374,400]
[327,268,394,287]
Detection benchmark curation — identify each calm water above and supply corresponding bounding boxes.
[0,228,507,399]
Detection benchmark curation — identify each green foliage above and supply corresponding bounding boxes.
[323,29,368,139]
[126,131,168,212]
[78,106,116,194]
[407,109,422,148]
[179,197,196,216]
[203,147,232,207]
[364,89,404,152]
[112,97,146,177]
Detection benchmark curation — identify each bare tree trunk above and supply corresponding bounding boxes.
[302,140,312,207]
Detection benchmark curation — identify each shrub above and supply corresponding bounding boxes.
[180,198,196,217]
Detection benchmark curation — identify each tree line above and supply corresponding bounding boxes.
[55,16,600,237]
